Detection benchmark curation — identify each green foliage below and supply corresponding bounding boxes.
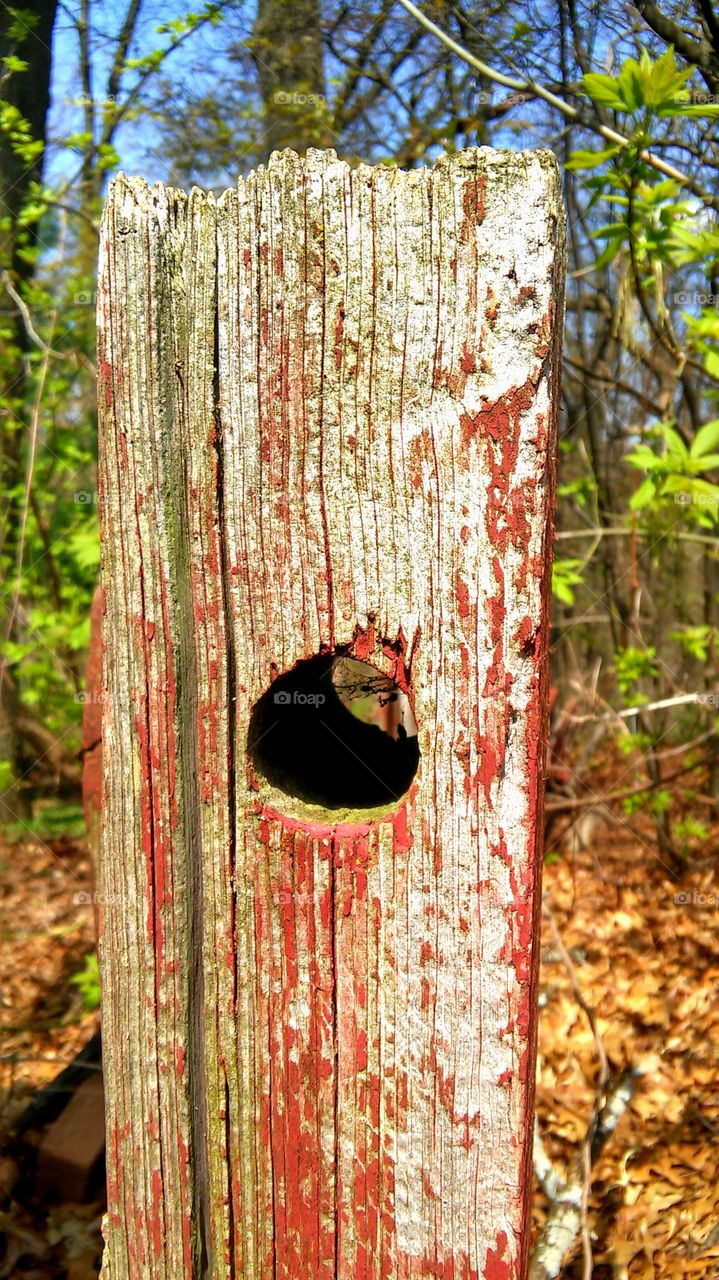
[3,8,41,42]
[616,729,654,756]
[570,50,719,382]
[1,803,86,843]
[669,625,716,662]
[614,645,659,698]
[556,473,596,507]
[626,422,719,527]
[552,558,585,605]
[675,816,710,856]
[582,49,699,116]
[650,787,672,814]
[0,100,44,165]
[622,791,646,814]
[70,952,101,1011]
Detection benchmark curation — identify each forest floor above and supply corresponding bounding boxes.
[0,762,717,1279]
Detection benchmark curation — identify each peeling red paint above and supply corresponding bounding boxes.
[483,1231,511,1280]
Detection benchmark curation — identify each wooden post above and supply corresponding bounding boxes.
[97,148,565,1279]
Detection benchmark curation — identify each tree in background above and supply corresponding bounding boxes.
[0,2,60,812]
[0,0,234,825]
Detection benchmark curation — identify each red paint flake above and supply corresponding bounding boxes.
[517,988,532,1048]
[407,429,429,489]
[150,1168,163,1258]
[461,346,476,374]
[476,740,500,800]
[456,572,471,621]
[491,832,511,869]
[460,644,470,687]
[260,803,375,841]
[397,1071,408,1113]
[460,172,486,241]
[381,623,419,694]
[102,356,113,407]
[243,248,251,266]
[356,1029,368,1072]
[351,615,376,662]
[392,804,413,852]
[514,615,535,653]
[455,734,471,786]
[483,1231,511,1280]
[319,887,332,930]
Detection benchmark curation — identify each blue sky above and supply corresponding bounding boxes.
[46,1,255,187]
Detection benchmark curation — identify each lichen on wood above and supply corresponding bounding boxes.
[98,146,565,1279]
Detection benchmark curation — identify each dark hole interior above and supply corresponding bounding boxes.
[247,653,420,812]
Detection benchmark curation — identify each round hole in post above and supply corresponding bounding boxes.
[247,653,419,821]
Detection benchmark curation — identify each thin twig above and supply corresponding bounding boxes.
[1,272,68,361]
[567,690,714,723]
[395,0,708,193]
[545,755,704,812]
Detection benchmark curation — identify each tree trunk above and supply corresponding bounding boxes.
[251,0,331,161]
[97,147,565,1279]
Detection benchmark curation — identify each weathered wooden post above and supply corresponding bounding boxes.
[97,148,564,1279]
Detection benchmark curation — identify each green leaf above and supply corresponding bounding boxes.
[690,453,719,472]
[690,420,719,459]
[565,145,620,171]
[593,235,626,269]
[665,103,719,119]
[659,423,689,460]
[629,477,656,510]
[582,73,625,109]
[626,444,664,471]
[2,55,28,73]
[616,57,644,110]
[552,558,584,606]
